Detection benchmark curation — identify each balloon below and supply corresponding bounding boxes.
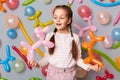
[82,30,104,67]
[20,26,54,61]
[93,49,120,72]
[68,0,82,5]
[4,14,18,28]
[96,11,110,25]
[75,65,87,78]
[77,5,91,18]
[24,6,35,16]
[112,41,120,49]
[22,0,36,6]
[81,31,91,42]
[0,45,16,72]
[96,69,114,80]
[111,28,120,41]
[7,29,17,39]
[0,0,6,12]
[113,10,120,26]
[91,0,120,7]
[29,77,41,80]
[28,10,53,28]
[101,35,113,49]
[0,78,8,80]
[20,45,28,56]
[73,16,97,38]
[18,19,44,58]
[10,60,25,73]
[12,45,32,70]
[41,65,48,76]
[115,56,120,69]
[6,0,19,10]
[41,0,52,4]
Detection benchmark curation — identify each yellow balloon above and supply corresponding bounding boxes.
[115,56,120,69]
[20,45,28,56]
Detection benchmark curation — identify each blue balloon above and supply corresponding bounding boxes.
[7,29,17,39]
[111,28,120,41]
[24,6,35,16]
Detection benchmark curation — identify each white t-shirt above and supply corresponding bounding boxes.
[38,32,90,71]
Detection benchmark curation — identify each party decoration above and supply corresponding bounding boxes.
[82,30,104,67]
[91,0,120,7]
[41,0,52,4]
[113,10,120,26]
[24,6,35,16]
[4,14,18,28]
[28,10,53,28]
[41,64,48,77]
[111,28,120,41]
[21,26,54,61]
[12,45,32,70]
[18,19,44,58]
[10,60,25,73]
[73,16,97,38]
[20,45,28,56]
[0,45,15,72]
[96,11,110,25]
[115,56,120,69]
[0,0,6,12]
[6,0,19,10]
[22,0,36,6]
[7,29,17,39]
[0,78,8,80]
[112,41,120,49]
[93,49,120,72]
[77,5,91,18]
[75,65,87,78]
[101,35,113,49]
[68,0,82,6]
[29,77,41,80]
[96,69,114,80]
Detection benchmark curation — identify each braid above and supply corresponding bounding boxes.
[49,28,57,55]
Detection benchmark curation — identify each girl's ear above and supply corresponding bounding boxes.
[67,18,72,25]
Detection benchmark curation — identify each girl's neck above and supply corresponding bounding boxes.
[57,30,70,34]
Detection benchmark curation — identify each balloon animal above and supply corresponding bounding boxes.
[28,10,53,28]
[73,16,97,38]
[22,0,36,6]
[96,69,114,80]
[0,0,6,12]
[20,26,54,61]
[0,45,16,72]
[81,30,104,67]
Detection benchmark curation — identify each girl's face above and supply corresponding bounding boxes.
[53,8,71,33]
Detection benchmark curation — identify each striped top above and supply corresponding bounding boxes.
[38,32,90,71]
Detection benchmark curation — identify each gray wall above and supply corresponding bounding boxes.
[0,0,120,80]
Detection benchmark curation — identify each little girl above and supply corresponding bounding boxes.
[28,5,103,80]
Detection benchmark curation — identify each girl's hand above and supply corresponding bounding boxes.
[89,64,103,72]
[28,60,40,68]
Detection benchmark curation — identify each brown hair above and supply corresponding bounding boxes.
[49,5,78,60]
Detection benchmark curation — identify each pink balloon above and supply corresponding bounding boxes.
[101,35,113,49]
[4,14,18,28]
[6,0,19,10]
[81,31,91,42]
[96,11,110,25]
[77,5,91,18]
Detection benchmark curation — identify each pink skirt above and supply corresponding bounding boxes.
[46,64,76,80]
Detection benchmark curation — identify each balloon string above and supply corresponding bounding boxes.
[93,49,120,72]
[18,19,44,58]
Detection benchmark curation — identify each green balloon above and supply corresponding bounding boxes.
[0,78,8,80]
[10,60,25,73]
[29,77,41,80]
[41,0,52,4]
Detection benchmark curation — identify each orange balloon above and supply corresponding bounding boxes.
[20,45,28,56]
[115,56,120,69]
